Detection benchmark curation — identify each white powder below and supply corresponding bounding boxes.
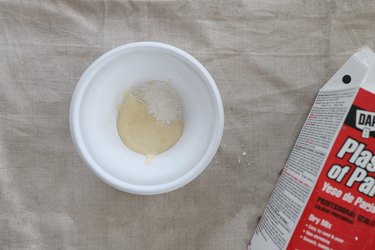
[132,81,183,124]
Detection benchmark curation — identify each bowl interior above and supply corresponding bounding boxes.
[75,45,220,191]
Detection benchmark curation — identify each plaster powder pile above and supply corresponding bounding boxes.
[132,81,182,124]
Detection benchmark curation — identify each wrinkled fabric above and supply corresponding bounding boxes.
[1,0,375,249]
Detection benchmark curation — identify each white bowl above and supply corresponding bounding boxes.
[70,42,224,195]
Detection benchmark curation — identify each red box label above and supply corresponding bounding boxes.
[287,89,375,250]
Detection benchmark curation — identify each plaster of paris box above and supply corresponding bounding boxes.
[249,47,375,250]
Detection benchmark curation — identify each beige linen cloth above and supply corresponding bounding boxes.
[1,0,375,249]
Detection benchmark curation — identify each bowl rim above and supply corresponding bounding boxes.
[69,41,224,195]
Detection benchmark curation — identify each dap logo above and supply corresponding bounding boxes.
[356,110,375,138]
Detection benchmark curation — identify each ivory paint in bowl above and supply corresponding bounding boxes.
[69,42,224,195]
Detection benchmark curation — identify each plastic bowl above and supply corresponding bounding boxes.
[69,42,224,195]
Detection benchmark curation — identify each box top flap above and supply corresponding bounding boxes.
[321,47,375,92]
[361,52,375,93]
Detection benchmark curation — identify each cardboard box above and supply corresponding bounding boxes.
[249,47,375,250]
